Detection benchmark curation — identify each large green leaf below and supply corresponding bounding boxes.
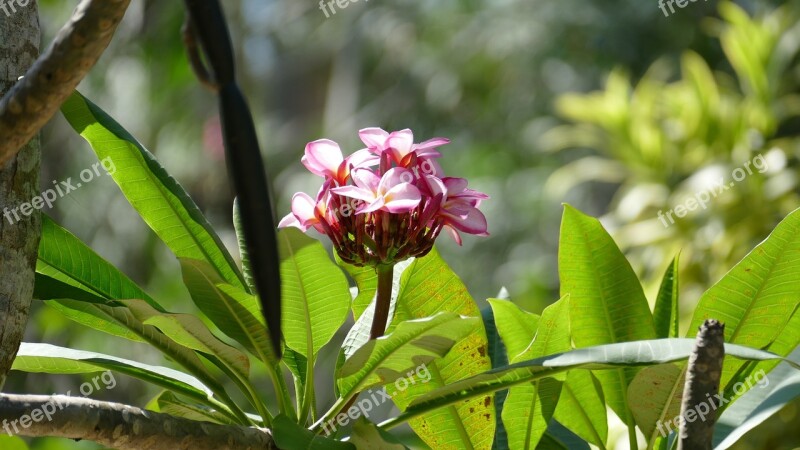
[383,339,796,431]
[60,91,246,290]
[558,205,656,424]
[278,228,351,358]
[653,256,680,339]
[37,215,160,309]
[180,258,276,365]
[385,247,495,450]
[688,206,800,387]
[336,313,479,397]
[552,371,607,449]
[487,299,539,361]
[12,343,214,408]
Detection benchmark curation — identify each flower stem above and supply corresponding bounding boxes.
[370,263,394,340]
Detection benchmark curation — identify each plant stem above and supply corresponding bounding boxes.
[266,362,297,422]
[370,264,395,340]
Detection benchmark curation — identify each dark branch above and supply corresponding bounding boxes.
[0,0,131,167]
[678,319,725,450]
[0,394,275,450]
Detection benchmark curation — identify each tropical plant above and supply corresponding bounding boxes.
[7,88,798,449]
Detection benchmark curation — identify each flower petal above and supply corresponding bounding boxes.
[387,129,414,161]
[278,212,303,230]
[302,139,343,177]
[443,225,463,245]
[330,185,377,203]
[443,206,489,235]
[359,128,389,149]
[350,168,382,191]
[414,137,450,150]
[383,183,422,213]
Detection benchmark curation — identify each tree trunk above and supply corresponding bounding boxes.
[0,0,41,391]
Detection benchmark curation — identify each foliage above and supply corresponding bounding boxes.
[10,88,799,449]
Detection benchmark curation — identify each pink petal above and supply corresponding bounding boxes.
[278,212,303,230]
[387,129,414,160]
[444,225,463,245]
[290,192,318,223]
[443,206,488,235]
[443,177,469,195]
[379,167,416,193]
[330,185,377,203]
[418,158,445,178]
[302,139,343,177]
[422,175,447,200]
[359,128,389,149]
[350,168,381,191]
[414,137,450,150]
[346,149,380,169]
[383,183,422,213]
[358,198,386,214]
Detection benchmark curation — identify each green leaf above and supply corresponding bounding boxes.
[337,313,479,397]
[480,305,509,450]
[336,253,379,321]
[552,372,607,449]
[0,435,28,450]
[349,417,407,449]
[273,415,355,449]
[487,299,539,360]
[503,296,590,450]
[60,91,246,290]
[233,199,256,294]
[688,206,800,388]
[386,339,796,431]
[653,256,680,339]
[503,377,563,450]
[147,391,238,425]
[37,215,160,309]
[386,247,495,450]
[133,303,250,378]
[180,258,276,365]
[627,364,684,448]
[558,204,656,422]
[13,343,214,406]
[713,347,800,449]
[279,228,351,358]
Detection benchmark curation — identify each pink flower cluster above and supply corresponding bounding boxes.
[279,128,488,267]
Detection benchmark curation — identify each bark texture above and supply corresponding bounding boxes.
[0,0,131,166]
[678,319,725,450]
[0,394,276,449]
[0,0,40,392]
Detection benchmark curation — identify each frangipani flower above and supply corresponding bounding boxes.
[331,168,421,214]
[301,139,378,184]
[359,127,449,166]
[280,128,488,267]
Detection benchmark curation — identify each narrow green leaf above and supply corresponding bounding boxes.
[552,372,607,449]
[60,91,246,290]
[653,256,680,339]
[558,204,656,422]
[233,199,256,294]
[180,258,276,365]
[487,299,539,360]
[503,378,563,450]
[279,228,351,358]
[147,391,237,425]
[13,343,213,406]
[386,339,795,431]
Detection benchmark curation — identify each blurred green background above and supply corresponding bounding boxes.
[4,0,799,448]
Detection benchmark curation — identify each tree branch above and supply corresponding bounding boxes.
[0,394,275,450]
[678,319,725,450]
[0,0,131,167]
[0,0,41,392]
